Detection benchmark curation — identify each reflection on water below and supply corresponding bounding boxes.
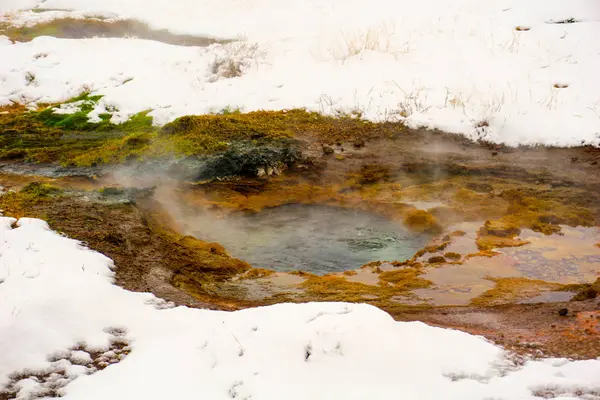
[415,224,600,306]
[504,227,600,283]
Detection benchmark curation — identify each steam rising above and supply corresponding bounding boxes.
[105,164,432,274]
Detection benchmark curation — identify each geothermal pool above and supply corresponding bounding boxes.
[190,204,432,274]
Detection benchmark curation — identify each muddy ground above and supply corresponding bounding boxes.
[1,124,600,360]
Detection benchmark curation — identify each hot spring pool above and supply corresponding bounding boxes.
[189,204,432,275]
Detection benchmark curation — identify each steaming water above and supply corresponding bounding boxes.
[191,204,431,275]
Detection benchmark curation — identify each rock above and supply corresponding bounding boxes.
[357,164,391,184]
[466,182,493,193]
[480,220,521,237]
[353,139,365,148]
[475,235,530,251]
[571,278,600,301]
[558,308,569,317]
[198,144,303,180]
[403,209,443,234]
[322,146,335,155]
[428,256,446,264]
[444,252,461,261]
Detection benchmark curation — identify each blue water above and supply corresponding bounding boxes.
[192,204,431,275]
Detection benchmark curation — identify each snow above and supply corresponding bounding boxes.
[0,0,599,146]
[0,216,599,399]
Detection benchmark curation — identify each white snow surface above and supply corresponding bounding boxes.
[0,216,599,399]
[0,0,600,145]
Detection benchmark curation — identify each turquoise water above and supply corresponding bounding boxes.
[191,204,431,275]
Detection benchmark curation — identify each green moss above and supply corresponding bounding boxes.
[99,187,126,196]
[212,106,242,115]
[0,97,160,166]
[34,93,121,132]
[21,182,61,197]
[161,109,384,148]
[1,103,393,167]
[68,131,156,166]
[0,182,62,218]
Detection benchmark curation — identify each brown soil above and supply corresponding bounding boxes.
[393,300,600,360]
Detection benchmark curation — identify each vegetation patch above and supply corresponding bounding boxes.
[161,108,394,148]
[0,182,62,218]
[0,100,402,168]
[0,96,157,166]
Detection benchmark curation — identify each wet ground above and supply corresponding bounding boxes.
[412,223,600,306]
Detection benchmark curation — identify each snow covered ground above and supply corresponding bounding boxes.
[1,216,600,399]
[1,0,600,146]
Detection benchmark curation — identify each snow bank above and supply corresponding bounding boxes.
[0,0,40,13]
[0,216,599,399]
[0,0,599,146]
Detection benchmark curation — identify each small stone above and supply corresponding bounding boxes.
[353,139,365,148]
[444,252,462,261]
[428,256,446,264]
[558,308,569,317]
[322,146,335,155]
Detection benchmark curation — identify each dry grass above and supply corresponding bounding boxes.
[208,42,262,82]
[389,84,431,118]
[327,23,410,63]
